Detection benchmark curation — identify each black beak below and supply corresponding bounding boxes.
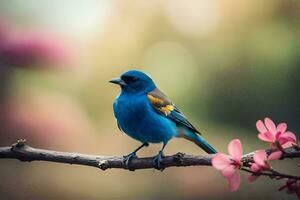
[109,77,126,86]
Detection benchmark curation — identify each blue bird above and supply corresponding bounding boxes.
[110,70,217,169]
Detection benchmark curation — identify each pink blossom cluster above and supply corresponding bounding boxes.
[212,117,298,193]
[0,20,70,68]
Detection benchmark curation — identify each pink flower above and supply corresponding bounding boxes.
[212,139,243,191]
[247,150,282,182]
[256,117,297,149]
[0,32,69,67]
[0,20,70,68]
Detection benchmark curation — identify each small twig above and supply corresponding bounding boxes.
[241,167,300,180]
[0,139,299,171]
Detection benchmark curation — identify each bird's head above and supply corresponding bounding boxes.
[109,70,156,94]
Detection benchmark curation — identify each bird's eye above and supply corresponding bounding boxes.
[131,77,138,82]
[123,76,138,83]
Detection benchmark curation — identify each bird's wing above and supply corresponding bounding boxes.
[147,88,201,134]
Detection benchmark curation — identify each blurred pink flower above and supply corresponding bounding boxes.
[247,150,282,182]
[212,139,243,191]
[1,92,98,150]
[256,117,297,149]
[0,21,70,68]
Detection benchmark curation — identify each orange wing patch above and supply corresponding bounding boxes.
[147,88,201,134]
[147,94,164,105]
[147,94,174,116]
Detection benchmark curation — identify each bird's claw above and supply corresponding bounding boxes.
[123,152,137,171]
[154,150,165,171]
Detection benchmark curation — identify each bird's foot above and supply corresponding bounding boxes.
[123,152,137,171]
[153,150,165,171]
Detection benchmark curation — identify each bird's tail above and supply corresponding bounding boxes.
[179,129,217,154]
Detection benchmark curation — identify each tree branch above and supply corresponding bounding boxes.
[0,139,299,171]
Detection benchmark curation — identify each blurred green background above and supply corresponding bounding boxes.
[0,0,299,199]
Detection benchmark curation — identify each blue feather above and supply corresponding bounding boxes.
[180,129,217,154]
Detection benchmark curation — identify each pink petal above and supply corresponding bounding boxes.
[228,139,243,162]
[250,163,261,172]
[221,165,236,178]
[228,171,241,192]
[275,131,282,140]
[212,153,231,171]
[277,123,287,134]
[247,174,259,182]
[278,132,297,146]
[253,150,267,167]
[268,151,282,160]
[256,120,267,133]
[282,141,295,148]
[258,132,275,143]
[264,117,277,135]
[277,137,289,146]
[282,131,297,143]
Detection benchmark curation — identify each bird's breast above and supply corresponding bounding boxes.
[113,94,177,143]
[114,94,150,128]
[114,94,147,116]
